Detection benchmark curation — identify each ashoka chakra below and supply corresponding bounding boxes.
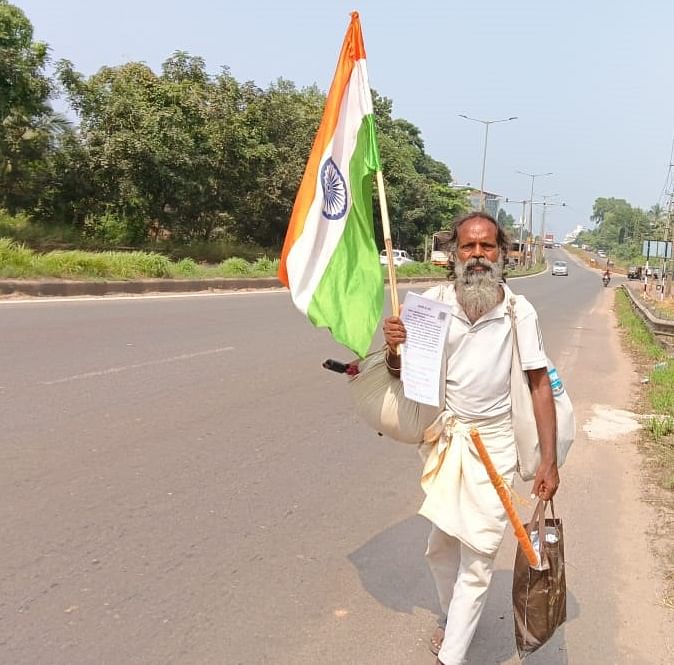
[320,157,348,220]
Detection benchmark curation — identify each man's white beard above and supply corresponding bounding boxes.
[454,255,504,322]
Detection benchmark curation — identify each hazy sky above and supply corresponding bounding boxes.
[18,0,674,240]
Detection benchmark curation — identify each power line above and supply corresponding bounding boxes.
[658,138,674,206]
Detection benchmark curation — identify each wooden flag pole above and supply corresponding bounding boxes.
[469,428,539,568]
[376,171,400,318]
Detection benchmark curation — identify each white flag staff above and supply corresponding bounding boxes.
[376,171,400,321]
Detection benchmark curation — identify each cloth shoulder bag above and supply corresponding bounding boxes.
[512,499,567,657]
[508,296,575,481]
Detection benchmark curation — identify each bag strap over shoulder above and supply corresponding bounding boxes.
[508,296,520,365]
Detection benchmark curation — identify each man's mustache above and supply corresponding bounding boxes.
[464,258,494,272]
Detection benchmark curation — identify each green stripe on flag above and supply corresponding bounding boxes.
[307,115,383,357]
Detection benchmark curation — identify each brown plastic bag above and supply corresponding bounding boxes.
[512,499,566,657]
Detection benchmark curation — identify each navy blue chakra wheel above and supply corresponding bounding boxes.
[320,157,348,220]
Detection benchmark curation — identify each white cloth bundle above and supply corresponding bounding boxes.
[349,348,442,444]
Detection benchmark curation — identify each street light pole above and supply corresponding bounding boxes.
[517,170,552,267]
[479,123,490,210]
[519,200,527,265]
[540,193,558,261]
[459,114,518,211]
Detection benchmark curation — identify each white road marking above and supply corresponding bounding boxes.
[40,346,235,385]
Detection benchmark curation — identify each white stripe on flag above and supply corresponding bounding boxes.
[286,60,372,314]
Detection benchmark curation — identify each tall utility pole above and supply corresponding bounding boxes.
[539,194,566,262]
[502,198,529,266]
[664,150,674,297]
[459,114,518,210]
[519,200,527,265]
[517,170,552,267]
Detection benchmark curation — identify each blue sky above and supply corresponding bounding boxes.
[18,0,674,240]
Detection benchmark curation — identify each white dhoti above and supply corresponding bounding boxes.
[418,411,518,665]
[419,410,518,556]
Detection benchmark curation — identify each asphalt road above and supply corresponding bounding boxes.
[1,251,671,664]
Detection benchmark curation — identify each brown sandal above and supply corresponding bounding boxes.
[429,626,444,655]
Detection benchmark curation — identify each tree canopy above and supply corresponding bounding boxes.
[577,196,664,261]
[2,2,467,255]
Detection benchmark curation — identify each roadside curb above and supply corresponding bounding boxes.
[621,284,674,342]
[0,275,447,298]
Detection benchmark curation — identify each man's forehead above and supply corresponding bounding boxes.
[457,217,498,241]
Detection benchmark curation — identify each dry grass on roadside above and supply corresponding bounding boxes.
[615,288,674,609]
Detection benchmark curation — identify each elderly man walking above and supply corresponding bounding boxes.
[383,212,559,665]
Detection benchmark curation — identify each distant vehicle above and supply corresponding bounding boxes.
[627,266,640,280]
[553,242,562,248]
[430,230,452,266]
[380,249,414,267]
[551,260,568,276]
[544,233,555,248]
[597,250,607,259]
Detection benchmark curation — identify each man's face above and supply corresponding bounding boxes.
[455,217,501,269]
[453,217,503,320]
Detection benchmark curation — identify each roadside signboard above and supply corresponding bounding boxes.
[642,240,672,259]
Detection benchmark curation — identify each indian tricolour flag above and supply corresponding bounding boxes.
[278,12,383,358]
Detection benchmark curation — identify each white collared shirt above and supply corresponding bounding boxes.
[422,283,547,419]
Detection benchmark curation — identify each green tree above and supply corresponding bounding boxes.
[372,91,466,253]
[0,0,56,212]
[230,78,324,247]
[580,197,652,261]
[497,208,515,231]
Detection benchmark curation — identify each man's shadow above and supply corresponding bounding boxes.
[348,515,579,664]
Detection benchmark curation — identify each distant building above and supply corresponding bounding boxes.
[563,224,588,244]
[454,186,502,219]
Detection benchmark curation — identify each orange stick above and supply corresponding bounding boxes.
[469,428,539,568]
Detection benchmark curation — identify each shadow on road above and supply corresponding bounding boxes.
[348,515,580,664]
[348,514,440,616]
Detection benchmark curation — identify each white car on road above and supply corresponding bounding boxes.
[551,260,568,276]
[380,249,414,266]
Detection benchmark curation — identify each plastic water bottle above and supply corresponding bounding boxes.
[548,366,564,397]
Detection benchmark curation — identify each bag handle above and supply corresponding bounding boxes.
[530,498,561,566]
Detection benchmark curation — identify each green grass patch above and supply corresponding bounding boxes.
[394,262,447,278]
[0,238,281,280]
[507,261,547,278]
[615,288,674,492]
[615,288,666,361]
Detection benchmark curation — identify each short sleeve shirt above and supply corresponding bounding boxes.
[422,283,547,419]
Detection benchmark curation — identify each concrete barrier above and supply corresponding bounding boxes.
[621,285,674,351]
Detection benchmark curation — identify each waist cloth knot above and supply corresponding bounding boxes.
[418,409,518,557]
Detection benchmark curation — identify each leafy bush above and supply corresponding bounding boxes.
[251,256,279,274]
[36,250,112,277]
[83,213,129,245]
[165,240,273,264]
[172,257,199,277]
[0,238,35,277]
[218,257,251,276]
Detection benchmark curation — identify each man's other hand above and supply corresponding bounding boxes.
[532,462,560,501]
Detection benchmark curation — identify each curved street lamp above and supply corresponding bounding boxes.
[459,114,518,211]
